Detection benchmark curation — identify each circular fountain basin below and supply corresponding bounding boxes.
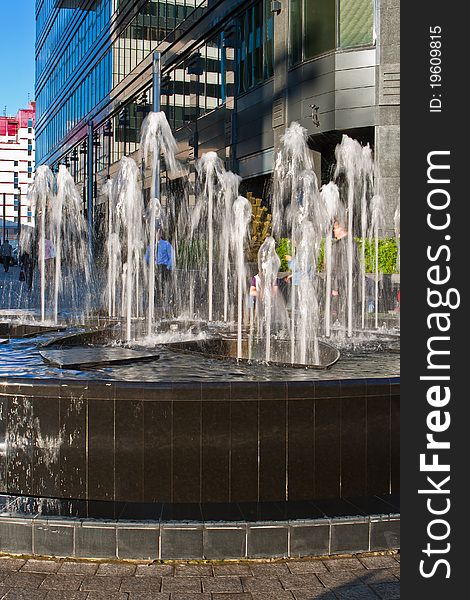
[164,336,340,369]
[0,326,399,559]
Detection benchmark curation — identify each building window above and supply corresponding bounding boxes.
[28,127,32,134]
[289,0,374,65]
[339,0,374,48]
[14,160,18,167]
[238,0,274,94]
[290,0,335,63]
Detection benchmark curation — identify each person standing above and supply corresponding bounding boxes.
[0,239,13,272]
[145,231,174,311]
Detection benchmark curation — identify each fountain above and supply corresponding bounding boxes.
[0,112,399,561]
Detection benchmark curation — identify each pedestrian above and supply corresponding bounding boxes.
[20,250,34,290]
[145,230,174,311]
[0,239,13,272]
[330,220,360,323]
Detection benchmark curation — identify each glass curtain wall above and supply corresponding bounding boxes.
[238,0,274,94]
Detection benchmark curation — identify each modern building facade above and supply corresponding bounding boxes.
[0,102,36,242]
[35,0,399,231]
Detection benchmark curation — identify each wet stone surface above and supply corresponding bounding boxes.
[0,553,400,599]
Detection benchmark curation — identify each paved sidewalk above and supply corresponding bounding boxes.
[0,552,399,599]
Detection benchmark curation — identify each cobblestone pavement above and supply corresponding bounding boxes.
[0,552,399,599]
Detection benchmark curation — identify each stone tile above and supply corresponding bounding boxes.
[251,593,295,600]
[58,562,99,575]
[391,568,400,580]
[160,576,202,592]
[212,564,252,577]
[117,528,158,561]
[2,590,47,600]
[241,577,284,592]
[330,523,369,555]
[45,592,88,600]
[21,560,61,574]
[360,556,400,570]
[293,592,336,600]
[120,576,162,592]
[247,527,288,559]
[287,561,328,574]
[323,558,366,572]
[33,522,74,557]
[358,569,399,585]
[2,572,48,589]
[249,563,290,577]
[334,585,380,599]
[96,563,136,577]
[171,595,210,600]
[279,573,325,591]
[79,576,123,592]
[201,576,243,593]
[128,594,170,600]
[135,564,174,577]
[40,574,84,591]
[174,564,213,577]
[204,527,246,560]
[211,595,252,600]
[0,522,33,555]
[75,526,116,559]
[160,527,203,560]
[87,593,129,600]
[370,581,400,599]
[317,570,364,588]
[0,558,26,572]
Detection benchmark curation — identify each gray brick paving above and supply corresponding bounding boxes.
[39,575,84,591]
[58,563,98,576]
[241,576,285,592]
[135,564,173,577]
[323,558,366,571]
[2,590,48,600]
[334,585,380,599]
[175,564,212,577]
[44,592,88,600]
[201,575,244,593]
[80,576,123,592]
[288,561,328,574]
[0,558,26,572]
[96,563,136,577]
[86,593,129,600]
[211,594,252,600]
[20,560,61,574]
[0,552,399,599]
[170,594,210,600]
[127,594,170,600]
[212,565,252,577]
[370,582,401,599]
[161,576,202,592]
[360,556,400,570]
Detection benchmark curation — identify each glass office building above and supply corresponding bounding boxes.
[35,0,399,230]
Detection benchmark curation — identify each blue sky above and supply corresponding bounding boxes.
[0,0,36,115]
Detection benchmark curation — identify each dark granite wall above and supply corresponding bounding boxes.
[0,377,399,504]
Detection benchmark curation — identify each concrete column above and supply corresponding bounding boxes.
[272,2,289,153]
[375,0,400,235]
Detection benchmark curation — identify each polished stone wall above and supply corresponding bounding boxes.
[0,377,399,504]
